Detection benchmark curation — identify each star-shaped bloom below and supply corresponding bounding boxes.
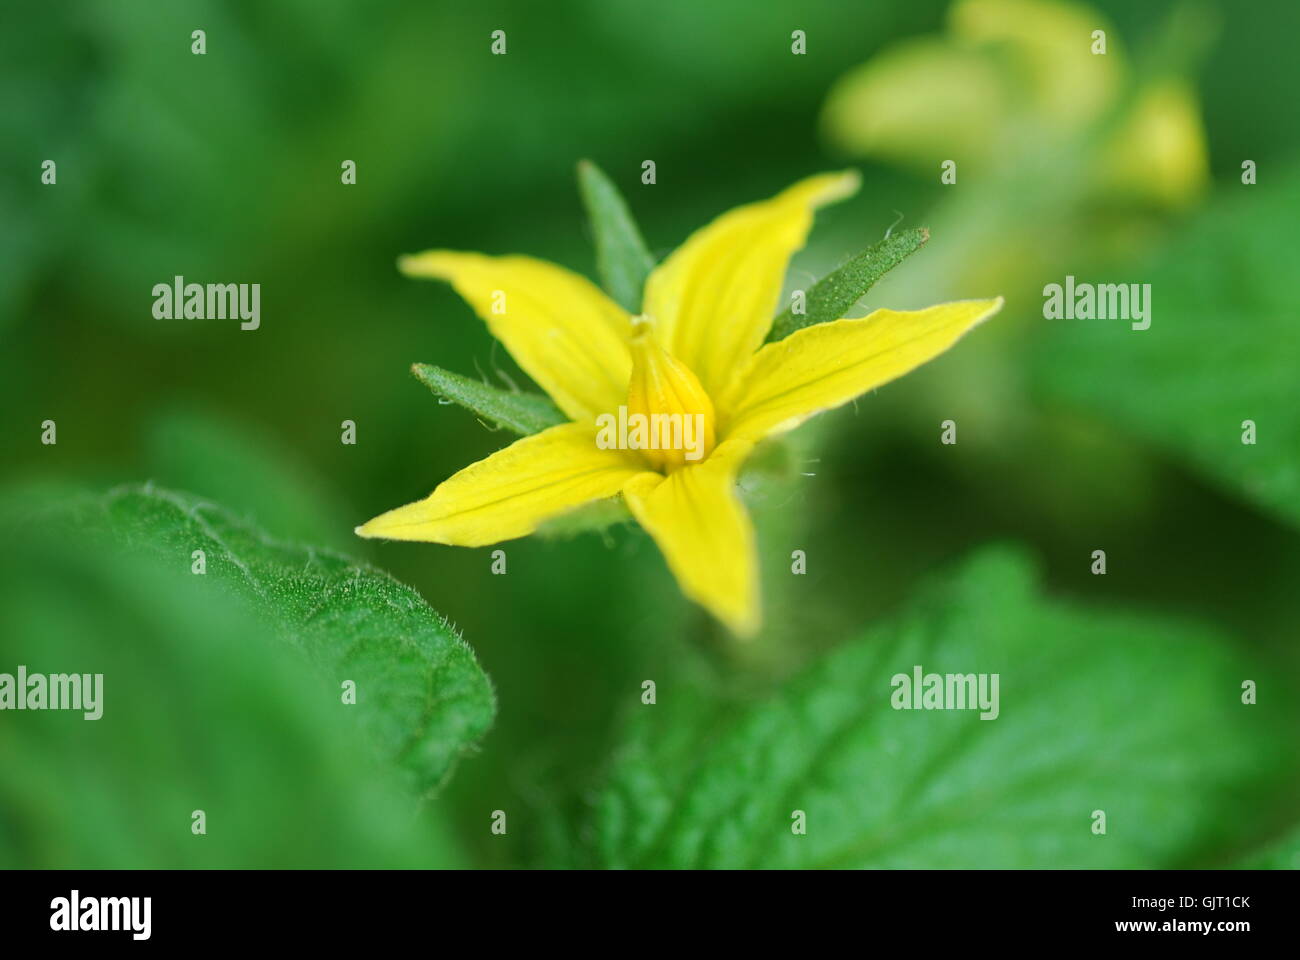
[357,171,1002,636]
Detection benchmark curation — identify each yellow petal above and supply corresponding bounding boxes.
[641,171,860,399]
[1095,79,1208,208]
[723,298,1003,442]
[357,422,644,546]
[823,0,1122,171]
[623,439,759,637]
[950,0,1120,130]
[821,38,1008,172]
[400,251,632,422]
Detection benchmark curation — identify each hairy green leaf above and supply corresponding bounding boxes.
[577,158,656,313]
[412,363,566,436]
[767,226,929,342]
[588,547,1286,868]
[0,505,468,867]
[63,484,496,796]
[1034,167,1300,529]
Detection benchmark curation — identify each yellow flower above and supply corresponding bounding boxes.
[822,0,1208,208]
[357,171,1002,636]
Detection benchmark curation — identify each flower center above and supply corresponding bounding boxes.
[626,317,716,471]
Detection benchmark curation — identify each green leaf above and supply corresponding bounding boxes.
[1236,826,1300,869]
[587,547,1287,868]
[577,158,656,313]
[0,503,468,867]
[63,483,496,796]
[767,226,929,342]
[1034,167,1300,529]
[412,363,566,436]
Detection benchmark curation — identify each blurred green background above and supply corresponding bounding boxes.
[3,0,1298,869]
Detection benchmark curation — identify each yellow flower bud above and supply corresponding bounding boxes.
[626,318,716,472]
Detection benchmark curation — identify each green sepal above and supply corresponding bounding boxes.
[577,159,656,313]
[412,363,566,435]
[767,226,929,342]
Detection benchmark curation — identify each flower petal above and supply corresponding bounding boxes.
[723,298,1003,441]
[641,171,860,398]
[623,439,759,636]
[1096,79,1208,208]
[400,251,632,421]
[357,423,645,546]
